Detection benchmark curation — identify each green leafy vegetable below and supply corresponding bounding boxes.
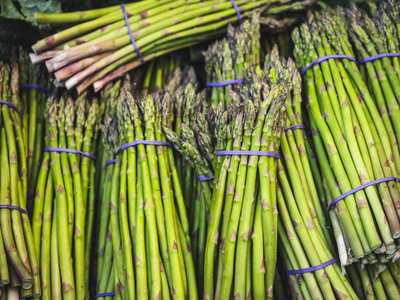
[1,0,62,29]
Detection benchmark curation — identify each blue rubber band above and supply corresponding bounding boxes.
[230,0,242,24]
[107,141,172,166]
[121,3,145,64]
[216,150,279,159]
[206,78,244,87]
[44,147,96,160]
[95,292,115,298]
[284,124,306,131]
[328,177,400,210]
[115,140,172,155]
[286,258,338,275]
[20,84,52,93]
[0,99,22,119]
[196,174,215,182]
[301,55,357,76]
[358,53,400,64]
[105,158,116,166]
[0,204,28,215]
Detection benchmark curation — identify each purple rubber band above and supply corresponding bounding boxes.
[286,258,338,275]
[206,78,244,87]
[0,204,28,215]
[230,0,242,24]
[284,124,306,131]
[95,292,115,298]
[105,158,116,166]
[121,3,145,64]
[328,177,400,210]
[196,174,215,182]
[115,140,172,155]
[0,99,22,119]
[306,130,312,136]
[19,84,52,93]
[216,150,279,159]
[44,147,96,160]
[358,53,400,64]
[27,194,36,200]
[301,55,357,76]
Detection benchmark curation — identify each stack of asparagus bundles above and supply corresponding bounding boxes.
[31,91,104,300]
[0,51,41,298]
[28,0,316,94]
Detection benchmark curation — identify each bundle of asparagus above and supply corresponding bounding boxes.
[166,74,287,300]
[92,51,187,96]
[264,45,361,299]
[305,97,400,299]
[17,50,53,213]
[216,80,286,300]
[0,52,41,298]
[95,76,196,299]
[31,91,104,299]
[346,1,400,177]
[203,14,260,108]
[28,0,315,93]
[293,7,400,265]
[93,53,193,299]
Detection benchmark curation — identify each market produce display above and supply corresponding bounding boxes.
[6,0,400,299]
